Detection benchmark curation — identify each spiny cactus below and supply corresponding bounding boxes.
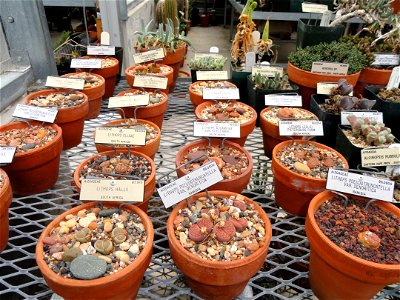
[164,0,179,36]
[347,115,396,146]
[252,73,291,90]
[189,56,227,70]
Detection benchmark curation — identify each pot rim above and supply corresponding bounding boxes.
[0,168,12,210]
[79,56,119,69]
[62,72,106,91]
[287,61,362,78]
[116,88,168,109]
[125,64,173,76]
[260,106,318,127]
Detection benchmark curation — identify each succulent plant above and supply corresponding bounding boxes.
[252,73,291,90]
[188,56,227,70]
[378,88,400,103]
[347,115,396,146]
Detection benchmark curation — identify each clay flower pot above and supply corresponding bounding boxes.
[306,190,400,299]
[25,89,89,149]
[287,61,361,109]
[167,191,272,300]
[175,138,253,193]
[73,150,156,212]
[94,118,161,159]
[125,63,174,92]
[189,81,237,107]
[35,201,154,300]
[272,140,348,216]
[0,121,63,195]
[116,89,168,129]
[260,107,318,158]
[76,56,119,98]
[0,168,12,252]
[62,72,105,120]
[354,67,392,97]
[195,101,257,146]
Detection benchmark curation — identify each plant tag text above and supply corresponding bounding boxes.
[372,53,400,66]
[108,94,150,108]
[326,169,394,202]
[386,66,400,90]
[302,2,328,13]
[311,62,349,75]
[264,94,302,106]
[158,161,223,208]
[95,127,146,146]
[317,82,354,95]
[0,147,16,164]
[46,76,85,90]
[80,179,144,202]
[203,87,240,99]
[252,65,284,77]
[13,104,58,123]
[245,52,256,72]
[361,147,400,167]
[193,121,240,138]
[133,75,168,89]
[70,58,102,69]
[87,45,115,55]
[133,48,165,64]
[196,70,229,80]
[320,10,332,27]
[340,111,383,125]
[279,120,324,136]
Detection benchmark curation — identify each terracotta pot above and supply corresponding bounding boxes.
[271,140,348,216]
[116,89,168,129]
[175,139,253,193]
[62,72,105,120]
[73,149,156,212]
[0,121,63,196]
[287,62,361,109]
[259,107,318,158]
[25,89,89,150]
[35,201,154,300]
[76,56,119,98]
[167,191,272,300]
[306,190,400,299]
[391,1,400,13]
[194,101,257,146]
[354,67,392,97]
[189,81,238,107]
[124,64,174,93]
[94,118,161,159]
[0,168,12,252]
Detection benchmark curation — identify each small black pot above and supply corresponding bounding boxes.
[296,19,345,49]
[335,125,363,169]
[230,63,251,105]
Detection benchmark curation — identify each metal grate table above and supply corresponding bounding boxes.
[1,79,399,300]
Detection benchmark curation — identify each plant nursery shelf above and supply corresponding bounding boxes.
[0,79,398,300]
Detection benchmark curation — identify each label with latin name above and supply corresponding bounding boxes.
[133,48,165,64]
[95,127,146,146]
[317,82,354,95]
[158,161,223,208]
[13,104,58,123]
[264,94,302,106]
[252,65,284,77]
[202,87,240,100]
[311,62,349,75]
[46,76,85,90]
[340,111,383,125]
[196,71,229,80]
[70,58,102,69]
[193,121,241,138]
[326,169,394,202]
[80,179,144,202]
[386,66,400,89]
[194,52,224,59]
[245,52,256,72]
[133,75,168,89]
[279,120,324,136]
[108,94,150,108]
[372,53,400,66]
[361,147,400,167]
[302,2,328,13]
[0,147,16,164]
[87,45,116,55]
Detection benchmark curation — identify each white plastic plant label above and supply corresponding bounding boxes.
[279,120,324,136]
[326,169,394,202]
[70,58,102,69]
[95,127,146,146]
[209,46,219,54]
[108,94,150,108]
[252,66,284,77]
[202,88,240,100]
[133,75,168,89]
[264,94,302,106]
[46,76,85,90]
[87,45,115,55]
[0,147,16,164]
[13,104,58,123]
[320,10,332,27]
[245,52,256,72]
[193,121,241,138]
[80,179,144,202]
[194,52,223,59]
[311,62,349,75]
[386,66,400,90]
[361,147,400,167]
[340,111,383,125]
[372,53,400,66]
[302,2,328,13]
[133,48,165,64]
[100,32,110,45]
[196,71,228,80]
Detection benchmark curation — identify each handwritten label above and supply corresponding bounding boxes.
[95,127,146,146]
[108,94,150,108]
[193,121,241,138]
[194,52,224,59]
[133,48,165,64]
[158,161,223,208]
[326,169,394,202]
[0,147,16,164]
[80,179,144,202]
[13,104,58,123]
[317,82,338,95]
[264,94,302,106]
[196,71,229,80]
[311,62,349,75]
[133,75,168,89]
[252,66,284,77]
[46,76,85,90]
[202,88,240,99]
[87,45,115,55]
[372,53,400,66]
[245,52,256,72]
[340,111,383,125]
[361,147,400,167]
[386,66,400,89]
[70,58,102,69]
[302,2,328,13]
[279,120,324,136]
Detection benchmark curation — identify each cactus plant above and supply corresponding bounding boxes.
[252,73,291,90]
[188,56,227,70]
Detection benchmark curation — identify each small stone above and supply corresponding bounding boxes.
[79,242,90,251]
[358,231,381,249]
[65,214,75,220]
[52,252,64,261]
[77,210,86,217]
[104,222,113,233]
[233,200,246,211]
[99,208,120,217]
[59,226,69,234]
[236,107,246,114]
[49,244,63,254]
[198,244,207,252]
[207,247,216,256]
[245,240,260,252]
[294,162,311,174]
[62,247,83,262]
[222,155,239,165]
[22,143,36,150]
[119,253,130,263]
[88,221,97,230]
[97,255,112,264]
[230,244,238,254]
[70,255,107,280]
[128,244,139,255]
[43,236,56,245]
[66,219,77,228]
[79,215,97,227]
[119,242,130,251]
[187,151,207,162]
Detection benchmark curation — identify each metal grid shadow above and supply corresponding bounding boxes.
[0,79,399,300]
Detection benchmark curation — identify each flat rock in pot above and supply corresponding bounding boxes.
[187,150,207,162]
[70,255,107,280]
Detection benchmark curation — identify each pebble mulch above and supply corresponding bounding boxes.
[27,92,85,108]
[173,194,266,261]
[191,81,234,96]
[100,58,118,68]
[42,206,147,279]
[63,72,103,89]
[342,128,395,148]
[120,90,164,105]
[378,88,400,103]
[199,101,254,124]
[127,64,172,75]
[276,142,346,179]
[263,107,317,125]
[315,196,400,264]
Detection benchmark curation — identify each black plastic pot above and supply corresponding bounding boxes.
[335,125,363,169]
[230,62,251,105]
[296,19,345,49]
